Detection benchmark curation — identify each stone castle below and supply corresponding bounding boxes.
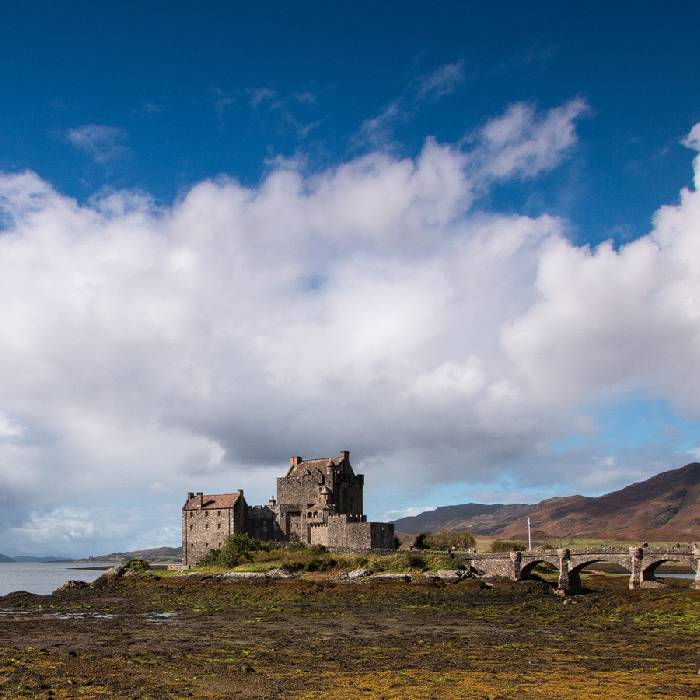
[182,450,395,565]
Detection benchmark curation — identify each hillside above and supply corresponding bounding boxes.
[393,503,531,535]
[83,546,181,563]
[394,462,700,541]
[0,553,14,563]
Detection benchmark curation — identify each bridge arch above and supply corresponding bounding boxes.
[567,557,631,592]
[520,558,559,580]
[641,556,696,582]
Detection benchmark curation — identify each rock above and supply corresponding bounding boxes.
[371,573,412,582]
[53,580,90,593]
[347,568,373,579]
[435,569,462,581]
[219,572,267,580]
[91,565,126,587]
[240,663,256,673]
[266,568,296,579]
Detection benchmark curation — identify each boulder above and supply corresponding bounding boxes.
[91,565,126,587]
[54,580,90,593]
[266,568,296,579]
[347,568,373,579]
[219,572,267,580]
[371,573,412,582]
[435,569,463,582]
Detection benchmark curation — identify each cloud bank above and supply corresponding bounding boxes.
[1,101,699,553]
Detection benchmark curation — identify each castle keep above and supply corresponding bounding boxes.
[182,450,394,565]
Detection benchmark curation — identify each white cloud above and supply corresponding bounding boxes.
[469,98,588,180]
[417,61,464,99]
[1,108,699,554]
[249,87,277,108]
[11,508,97,544]
[0,414,23,439]
[383,506,437,520]
[357,60,465,146]
[66,124,130,164]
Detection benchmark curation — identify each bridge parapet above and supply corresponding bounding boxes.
[428,545,699,592]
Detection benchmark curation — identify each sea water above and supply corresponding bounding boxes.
[0,562,120,596]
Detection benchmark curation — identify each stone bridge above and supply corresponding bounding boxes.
[460,545,700,594]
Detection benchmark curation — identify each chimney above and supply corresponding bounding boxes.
[187,491,195,500]
[289,455,302,466]
[340,450,350,461]
[196,491,203,508]
[238,489,244,498]
[269,496,276,507]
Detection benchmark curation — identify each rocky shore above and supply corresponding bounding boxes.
[0,572,697,698]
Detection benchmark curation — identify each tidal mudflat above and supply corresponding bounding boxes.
[0,574,698,699]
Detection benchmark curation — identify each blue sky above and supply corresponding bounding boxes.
[1,3,699,555]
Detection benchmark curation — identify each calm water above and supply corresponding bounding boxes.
[0,562,120,596]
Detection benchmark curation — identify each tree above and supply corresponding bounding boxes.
[489,539,526,553]
[413,533,429,550]
[202,533,270,567]
[426,530,476,551]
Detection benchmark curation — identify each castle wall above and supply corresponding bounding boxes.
[276,474,323,507]
[246,505,284,541]
[309,515,395,550]
[183,495,248,566]
[183,507,234,566]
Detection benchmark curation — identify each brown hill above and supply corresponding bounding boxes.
[393,463,700,542]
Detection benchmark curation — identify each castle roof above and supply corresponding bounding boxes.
[286,456,345,477]
[183,492,242,511]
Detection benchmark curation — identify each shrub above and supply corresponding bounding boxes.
[202,533,270,568]
[490,540,526,553]
[124,558,150,572]
[393,536,401,550]
[426,530,476,551]
[413,533,429,550]
[303,556,337,572]
[405,554,427,570]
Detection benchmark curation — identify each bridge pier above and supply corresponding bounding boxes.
[556,549,576,594]
[510,550,522,581]
[629,547,644,590]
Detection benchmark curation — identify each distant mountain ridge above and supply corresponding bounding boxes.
[394,463,700,541]
[0,546,181,564]
[80,546,181,563]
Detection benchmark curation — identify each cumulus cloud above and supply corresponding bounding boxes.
[1,106,699,554]
[66,124,130,164]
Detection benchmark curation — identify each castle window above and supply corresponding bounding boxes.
[189,524,193,531]
[205,510,209,517]
[217,523,221,530]
[205,523,209,530]
[217,510,221,517]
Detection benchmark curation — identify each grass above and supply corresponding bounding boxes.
[172,547,469,576]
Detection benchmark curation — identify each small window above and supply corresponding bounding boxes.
[205,523,209,530]
[205,510,209,517]
[217,523,221,530]
[189,524,193,531]
[217,510,221,517]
